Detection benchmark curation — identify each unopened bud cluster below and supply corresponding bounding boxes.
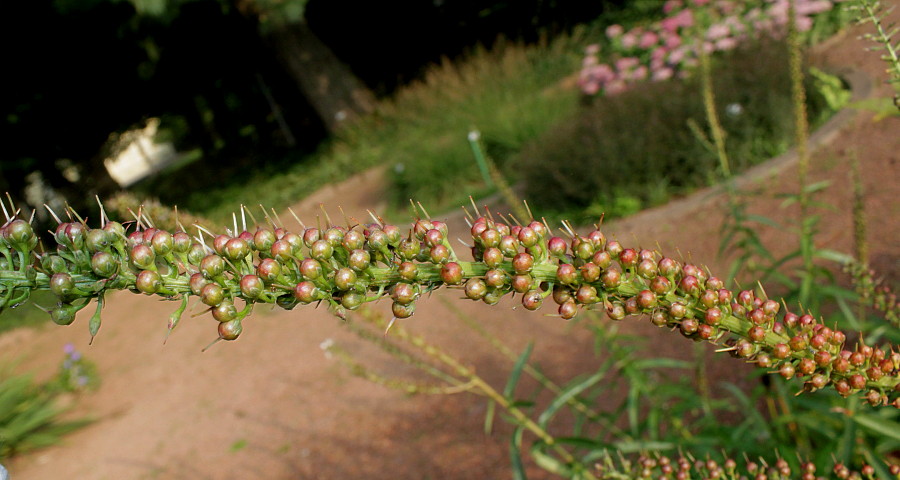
[594,453,900,480]
[0,209,897,405]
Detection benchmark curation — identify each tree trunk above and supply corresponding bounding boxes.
[266,21,376,133]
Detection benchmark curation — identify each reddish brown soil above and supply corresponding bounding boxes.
[3,9,898,479]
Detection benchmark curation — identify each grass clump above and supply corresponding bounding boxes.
[132,33,586,224]
[519,39,838,223]
[0,363,93,460]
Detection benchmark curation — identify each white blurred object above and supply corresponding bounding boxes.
[0,462,8,480]
[104,118,178,187]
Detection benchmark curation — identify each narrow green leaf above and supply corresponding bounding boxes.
[813,249,856,264]
[852,414,900,442]
[611,440,676,453]
[629,358,692,370]
[803,180,832,193]
[510,427,527,480]
[538,368,607,429]
[835,296,862,331]
[484,398,496,435]
[531,442,572,476]
[744,214,782,228]
[503,343,533,400]
[861,445,892,480]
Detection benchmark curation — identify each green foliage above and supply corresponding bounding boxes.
[519,40,837,223]
[0,365,92,460]
[0,291,56,335]
[151,33,585,225]
[809,67,852,115]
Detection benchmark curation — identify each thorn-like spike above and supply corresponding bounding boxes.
[457,238,473,248]
[288,207,305,229]
[140,211,155,229]
[468,196,480,217]
[95,195,108,227]
[367,209,382,227]
[417,202,431,220]
[241,205,247,233]
[461,205,474,222]
[338,206,352,228]
[523,199,534,221]
[201,336,224,352]
[137,205,146,229]
[317,204,332,228]
[5,193,18,219]
[269,207,284,228]
[1,197,10,221]
[484,205,495,223]
[126,208,142,229]
[259,204,273,228]
[174,207,188,233]
[507,212,523,227]
[62,202,74,222]
[562,220,576,238]
[384,317,397,336]
[233,212,239,236]
[243,205,259,228]
[28,210,36,224]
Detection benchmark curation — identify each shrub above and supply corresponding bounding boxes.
[519,39,832,221]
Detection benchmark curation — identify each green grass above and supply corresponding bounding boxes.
[130,31,588,226]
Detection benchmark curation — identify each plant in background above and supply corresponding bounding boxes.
[55,343,99,393]
[0,361,92,460]
[521,39,835,222]
[579,0,834,96]
[853,0,900,109]
[577,0,840,97]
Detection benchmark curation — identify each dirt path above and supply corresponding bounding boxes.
[4,10,899,480]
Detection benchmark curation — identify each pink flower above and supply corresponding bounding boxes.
[795,15,814,32]
[715,37,738,51]
[585,44,601,56]
[606,24,624,39]
[663,0,683,14]
[707,23,731,40]
[621,32,638,49]
[661,9,694,33]
[615,57,640,72]
[652,67,675,81]
[798,0,833,15]
[664,32,682,49]
[631,65,649,80]
[605,79,628,95]
[639,31,660,48]
[581,80,601,95]
[590,64,616,84]
[668,46,688,65]
[651,46,668,62]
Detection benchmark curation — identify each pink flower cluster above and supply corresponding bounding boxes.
[578,0,837,96]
